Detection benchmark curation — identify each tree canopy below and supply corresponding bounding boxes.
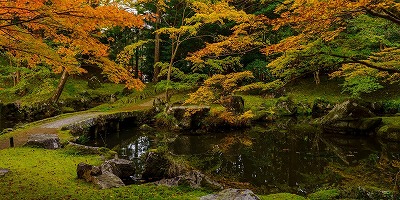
[0,0,145,91]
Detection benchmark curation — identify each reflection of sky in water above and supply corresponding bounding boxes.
[126,136,150,160]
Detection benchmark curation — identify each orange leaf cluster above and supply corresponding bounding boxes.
[0,0,145,88]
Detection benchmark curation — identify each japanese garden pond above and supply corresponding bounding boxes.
[86,117,400,195]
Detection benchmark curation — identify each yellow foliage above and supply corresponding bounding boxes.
[185,86,216,104]
[214,109,254,127]
[186,71,254,104]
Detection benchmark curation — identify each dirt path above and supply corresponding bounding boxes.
[0,93,165,149]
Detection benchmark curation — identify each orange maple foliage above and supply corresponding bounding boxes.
[186,1,268,63]
[0,0,145,90]
[264,0,400,56]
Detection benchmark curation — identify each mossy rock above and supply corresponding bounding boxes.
[260,193,305,200]
[355,186,394,200]
[275,96,297,116]
[312,98,333,116]
[308,189,340,200]
[141,150,188,181]
[377,125,400,141]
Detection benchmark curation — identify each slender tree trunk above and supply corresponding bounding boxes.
[314,70,320,85]
[165,42,179,102]
[16,69,20,84]
[50,69,69,104]
[134,48,139,79]
[152,6,161,83]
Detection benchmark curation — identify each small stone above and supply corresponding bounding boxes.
[3,128,13,133]
[0,168,10,176]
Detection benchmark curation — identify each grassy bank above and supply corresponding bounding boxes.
[0,147,208,200]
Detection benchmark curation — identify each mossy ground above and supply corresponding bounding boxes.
[0,147,208,200]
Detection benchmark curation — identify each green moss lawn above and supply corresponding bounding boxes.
[0,147,208,200]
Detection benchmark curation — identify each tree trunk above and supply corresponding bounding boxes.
[16,69,20,84]
[134,48,139,79]
[152,6,161,83]
[165,42,179,102]
[314,70,320,85]
[50,69,69,104]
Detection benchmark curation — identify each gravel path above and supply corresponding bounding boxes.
[39,93,165,129]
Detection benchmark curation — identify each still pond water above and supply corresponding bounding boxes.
[87,118,400,194]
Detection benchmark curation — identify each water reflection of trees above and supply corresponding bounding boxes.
[171,123,400,193]
[127,136,151,160]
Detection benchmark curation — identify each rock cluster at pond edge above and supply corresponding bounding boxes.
[77,158,135,189]
[316,100,382,135]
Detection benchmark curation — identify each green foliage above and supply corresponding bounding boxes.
[155,112,179,128]
[308,189,340,200]
[245,59,273,82]
[156,62,185,80]
[236,80,284,95]
[155,80,192,92]
[155,73,208,93]
[193,56,243,74]
[259,193,306,200]
[181,73,208,85]
[341,76,384,97]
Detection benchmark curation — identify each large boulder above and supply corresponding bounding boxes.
[77,163,102,182]
[318,100,382,134]
[142,151,186,181]
[92,172,125,189]
[220,96,245,114]
[26,134,60,149]
[377,125,400,142]
[167,106,210,130]
[155,170,222,190]
[100,158,135,179]
[77,162,125,189]
[201,188,260,200]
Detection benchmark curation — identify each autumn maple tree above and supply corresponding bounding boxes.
[0,0,145,103]
[265,0,400,95]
